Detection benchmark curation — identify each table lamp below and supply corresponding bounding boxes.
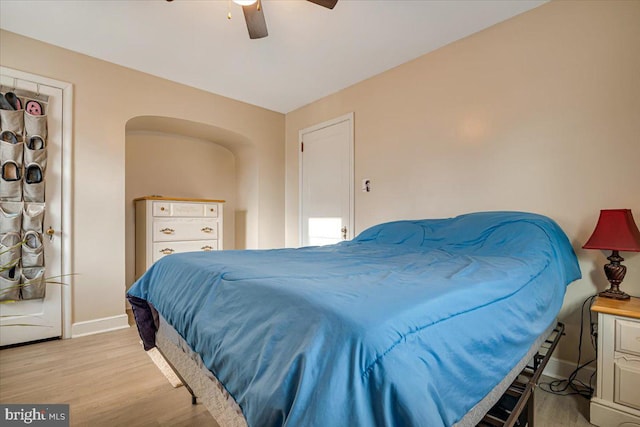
[583,209,640,300]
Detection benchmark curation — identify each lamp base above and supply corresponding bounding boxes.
[598,287,631,300]
[598,250,631,300]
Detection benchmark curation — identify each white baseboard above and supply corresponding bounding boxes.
[543,356,596,385]
[71,314,130,338]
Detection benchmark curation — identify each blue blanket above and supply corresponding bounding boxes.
[128,211,580,427]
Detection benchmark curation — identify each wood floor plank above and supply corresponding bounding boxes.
[1,326,595,426]
[0,327,216,426]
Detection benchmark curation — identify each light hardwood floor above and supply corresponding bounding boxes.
[0,326,594,427]
[0,327,216,426]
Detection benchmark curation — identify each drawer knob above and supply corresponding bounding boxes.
[160,207,166,211]
[201,227,214,233]
[160,248,175,255]
[160,228,175,234]
[201,245,214,251]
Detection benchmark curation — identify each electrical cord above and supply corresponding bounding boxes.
[539,295,597,398]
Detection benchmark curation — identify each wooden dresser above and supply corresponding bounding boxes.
[590,296,640,427]
[134,196,224,279]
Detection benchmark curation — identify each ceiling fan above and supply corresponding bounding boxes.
[166,0,338,40]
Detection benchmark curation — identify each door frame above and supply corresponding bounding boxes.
[1,66,74,339]
[298,112,354,247]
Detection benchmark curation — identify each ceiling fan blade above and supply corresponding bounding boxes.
[307,0,338,9]
[242,2,268,39]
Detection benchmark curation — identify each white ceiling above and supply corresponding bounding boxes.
[0,0,545,113]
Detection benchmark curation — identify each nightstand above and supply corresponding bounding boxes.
[590,296,640,427]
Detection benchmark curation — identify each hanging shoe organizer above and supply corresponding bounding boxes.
[0,85,48,301]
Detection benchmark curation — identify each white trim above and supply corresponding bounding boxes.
[542,355,596,385]
[298,112,354,247]
[71,314,130,338]
[0,66,74,340]
[60,78,73,340]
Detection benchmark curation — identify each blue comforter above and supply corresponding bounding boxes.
[128,211,580,427]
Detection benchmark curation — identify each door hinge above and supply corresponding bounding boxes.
[301,142,304,152]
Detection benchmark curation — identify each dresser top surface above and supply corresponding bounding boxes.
[134,196,225,203]
[591,296,640,319]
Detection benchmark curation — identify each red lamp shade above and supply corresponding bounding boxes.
[583,209,640,252]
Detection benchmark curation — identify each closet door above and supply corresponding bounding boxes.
[299,113,354,246]
[0,70,66,346]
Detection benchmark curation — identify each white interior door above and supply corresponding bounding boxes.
[0,69,69,346]
[299,113,353,247]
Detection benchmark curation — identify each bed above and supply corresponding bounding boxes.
[128,211,581,427]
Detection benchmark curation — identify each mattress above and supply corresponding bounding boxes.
[129,211,581,426]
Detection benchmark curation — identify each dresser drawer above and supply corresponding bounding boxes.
[153,202,172,216]
[171,202,207,217]
[616,318,640,357]
[204,204,219,218]
[152,201,219,217]
[153,218,218,242]
[614,355,640,410]
[152,240,218,263]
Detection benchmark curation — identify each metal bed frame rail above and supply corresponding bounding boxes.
[478,322,565,427]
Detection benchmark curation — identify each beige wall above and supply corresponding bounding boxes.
[0,30,285,328]
[2,0,639,372]
[125,131,237,287]
[285,0,640,366]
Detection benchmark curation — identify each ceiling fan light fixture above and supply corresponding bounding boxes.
[230,0,337,40]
